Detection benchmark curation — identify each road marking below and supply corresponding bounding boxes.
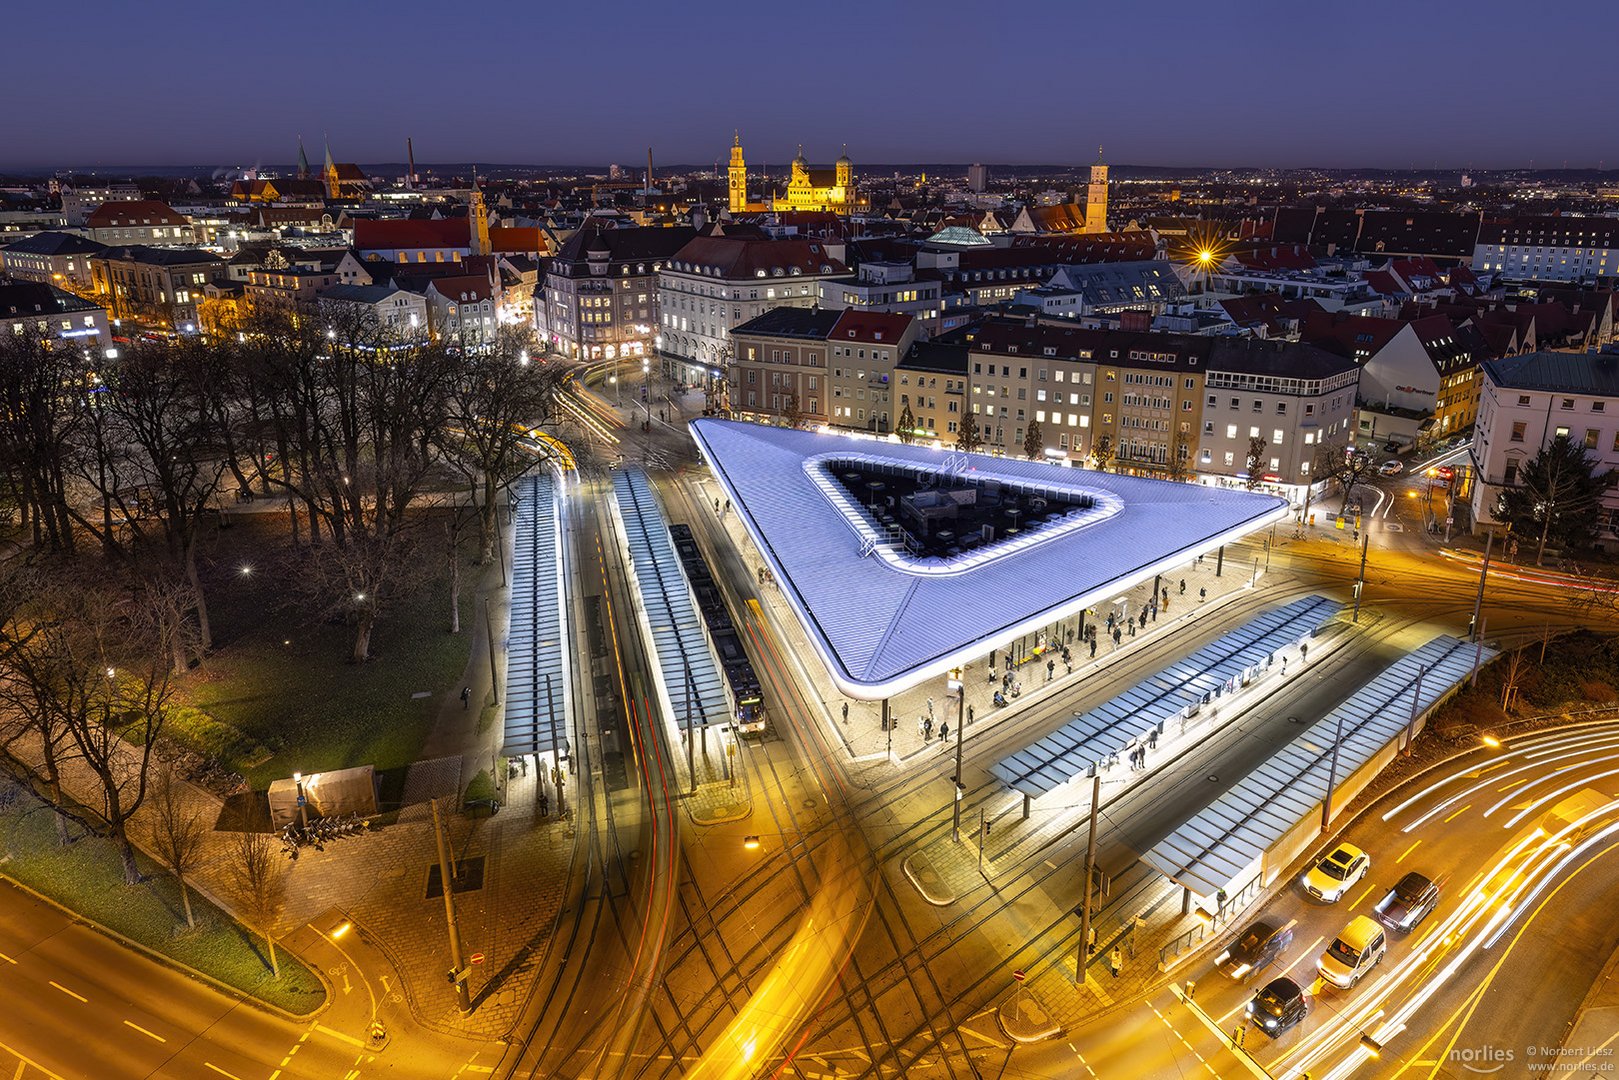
[1443,803,1472,823]
[1280,936,1323,977]
[48,980,86,1003]
[314,1024,367,1049]
[122,1020,166,1043]
[1496,778,1530,792]
[12,1062,24,1080]
[204,1065,245,1080]
[1349,882,1377,909]
[0,950,15,964]
[0,1039,65,1080]
[1397,839,1422,863]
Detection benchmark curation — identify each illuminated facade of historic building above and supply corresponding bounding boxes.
[773,144,861,214]
[1083,147,1109,234]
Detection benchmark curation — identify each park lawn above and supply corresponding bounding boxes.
[177,510,481,786]
[0,785,325,1014]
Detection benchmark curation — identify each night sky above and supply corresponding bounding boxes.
[11,0,1618,171]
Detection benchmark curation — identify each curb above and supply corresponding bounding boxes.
[997,988,1062,1044]
[0,872,330,1023]
[901,851,956,906]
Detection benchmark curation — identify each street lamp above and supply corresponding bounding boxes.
[293,770,309,833]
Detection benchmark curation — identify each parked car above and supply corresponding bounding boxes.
[1216,920,1295,979]
[1247,976,1312,1035]
[1378,460,1404,477]
[1302,843,1370,902]
[1435,465,1456,482]
[1374,872,1440,931]
[1318,915,1387,988]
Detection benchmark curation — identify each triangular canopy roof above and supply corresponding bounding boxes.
[690,419,1288,698]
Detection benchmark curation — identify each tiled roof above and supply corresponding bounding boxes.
[94,245,223,267]
[354,218,470,251]
[731,307,840,339]
[829,309,911,344]
[1,231,106,256]
[666,235,846,279]
[85,200,188,229]
[1481,349,1619,396]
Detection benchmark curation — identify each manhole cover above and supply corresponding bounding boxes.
[1288,716,1303,724]
[804,799,817,810]
[1207,774,1219,783]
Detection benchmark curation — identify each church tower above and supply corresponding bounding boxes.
[469,170,491,256]
[835,145,853,195]
[728,132,747,214]
[1083,146,1109,234]
[297,135,310,180]
[323,137,339,201]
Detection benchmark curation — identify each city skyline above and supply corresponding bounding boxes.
[10,0,1619,171]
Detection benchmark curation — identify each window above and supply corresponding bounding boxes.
[1561,398,1575,410]
[1276,403,1287,415]
[1273,429,1284,445]
[1207,395,1218,408]
[1225,424,1238,439]
[1511,422,1526,442]
[1504,461,1518,486]
[1223,452,1235,466]
[1595,401,1607,413]
[1204,422,1215,435]
[1587,429,1601,450]
[1555,426,1570,439]
[1249,426,1260,439]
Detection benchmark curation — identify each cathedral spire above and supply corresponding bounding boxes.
[297,135,310,179]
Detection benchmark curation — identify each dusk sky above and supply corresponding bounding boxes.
[12,0,1619,172]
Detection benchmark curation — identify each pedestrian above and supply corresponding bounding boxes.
[461,686,471,710]
[1179,578,1186,595]
[1066,660,1073,675]
[967,705,975,725]
[1113,627,1122,646]
[1281,658,1287,675]
[715,498,721,513]
[725,499,731,514]
[842,701,849,724]
[939,721,949,743]
[538,792,549,816]
[1301,642,1309,662]
[1199,587,1207,602]
[918,716,926,739]
[1107,612,1116,634]
[928,697,936,720]
[1108,947,1123,978]
[988,665,997,683]
[924,716,933,740]
[1162,587,1169,607]
[1047,659,1055,682]
[1148,729,1158,750]
[1090,638,1097,659]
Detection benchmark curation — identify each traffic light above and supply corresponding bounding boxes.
[446,969,457,984]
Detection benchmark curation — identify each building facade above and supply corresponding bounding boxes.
[0,232,105,295]
[539,221,695,362]
[91,246,228,332]
[1470,349,1619,542]
[728,307,838,425]
[0,281,110,351]
[657,234,845,383]
[1471,217,1619,282]
[84,200,195,246]
[1198,339,1360,494]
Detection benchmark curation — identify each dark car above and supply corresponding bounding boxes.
[1216,920,1295,979]
[1247,976,1311,1036]
[1374,872,1440,931]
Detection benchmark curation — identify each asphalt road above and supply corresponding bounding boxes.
[1007,720,1619,1079]
[0,881,494,1079]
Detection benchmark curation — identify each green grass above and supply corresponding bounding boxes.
[0,783,325,1014]
[178,513,481,786]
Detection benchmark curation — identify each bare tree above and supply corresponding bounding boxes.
[1315,438,1376,514]
[0,327,91,552]
[439,328,562,563]
[1092,434,1114,473]
[228,830,287,977]
[955,410,982,453]
[782,392,804,430]
[147,766,208,929]
[1165,427,1193,483]
[0,564,76,846]
[1023,419,1044,461]
[446,502,473,635]
[1245,435,1268,490]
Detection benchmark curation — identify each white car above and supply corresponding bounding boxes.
[1378,460,1404,477]
[1301,843,1369,903]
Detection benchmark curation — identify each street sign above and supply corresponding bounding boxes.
[1012,969,1026,982]
[470,952,485,965]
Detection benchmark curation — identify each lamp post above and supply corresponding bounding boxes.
[1403,664,1428,755]
[950,669,965,841]
[1075,769,1102,984]
[642,359,651,414]
[293,771,309,833]
[1351,529,1370,623]
[611,373,620,407]
[1321,707,1347,832]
